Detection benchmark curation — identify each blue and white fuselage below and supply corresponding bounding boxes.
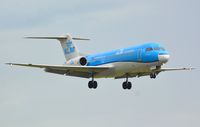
[86,43,169,65]
[67,43,170,78]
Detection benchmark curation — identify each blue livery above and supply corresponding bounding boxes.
[86,43,169,66]
[64,40,76,54]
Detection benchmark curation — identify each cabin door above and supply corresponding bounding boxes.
[137,49,142,62]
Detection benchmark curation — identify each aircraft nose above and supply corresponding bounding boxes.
[158,53,170,63]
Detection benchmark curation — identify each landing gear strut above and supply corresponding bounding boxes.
[122,75,132,90]
[88,74,98,89]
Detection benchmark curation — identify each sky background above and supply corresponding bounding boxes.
[0,0,200,127]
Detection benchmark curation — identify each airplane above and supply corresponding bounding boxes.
[6,33,193,90]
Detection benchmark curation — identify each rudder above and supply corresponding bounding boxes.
[58,34,79,61]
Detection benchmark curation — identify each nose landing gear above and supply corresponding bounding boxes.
[150,73,157,79]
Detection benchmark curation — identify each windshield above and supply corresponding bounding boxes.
[146,47,153,51]
[154,47,165,51]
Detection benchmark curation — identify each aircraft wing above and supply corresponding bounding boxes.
[154,67,194,72]
[115,67,194,79]
[6,63,112,78]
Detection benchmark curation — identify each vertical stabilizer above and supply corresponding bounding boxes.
[58,34,79,61]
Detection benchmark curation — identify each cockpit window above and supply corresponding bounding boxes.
[160,47,165,51]
[154,47,165,51]
[146,47,153,51]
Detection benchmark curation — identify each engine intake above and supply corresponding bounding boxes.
[79,57,87,66]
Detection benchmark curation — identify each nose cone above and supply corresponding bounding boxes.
[158,54,170,63]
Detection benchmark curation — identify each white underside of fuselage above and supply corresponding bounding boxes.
[94,61,163,78]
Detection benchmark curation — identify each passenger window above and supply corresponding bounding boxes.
[153,47,165,51]
[146,47,153,51]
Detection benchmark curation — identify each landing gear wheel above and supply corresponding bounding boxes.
[93,81,98,89]
[88,80,98,89]
[88,81,93,89]
[127,82,132,89]
[122,81,132,90]
[150,73,156,79]
[122,82,127,89]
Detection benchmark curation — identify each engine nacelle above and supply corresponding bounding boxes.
[66,56,88,66]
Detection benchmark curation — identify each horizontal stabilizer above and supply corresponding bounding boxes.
[25,37,90,40]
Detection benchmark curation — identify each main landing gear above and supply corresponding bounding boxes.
[88,75,98,89]
[87,74,132,90]
[122,75,132,90]
[88,80,98,89]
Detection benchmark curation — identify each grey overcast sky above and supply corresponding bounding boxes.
[0,0,200,127]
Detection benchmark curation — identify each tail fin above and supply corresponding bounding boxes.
[25,34,89,61]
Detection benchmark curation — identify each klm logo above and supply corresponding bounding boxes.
[64,40,75,55]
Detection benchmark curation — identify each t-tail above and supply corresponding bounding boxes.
[25,34,90,61]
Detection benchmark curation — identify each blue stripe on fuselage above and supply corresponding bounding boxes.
[86,43,169,66]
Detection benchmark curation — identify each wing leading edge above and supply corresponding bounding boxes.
[6,63,112,78]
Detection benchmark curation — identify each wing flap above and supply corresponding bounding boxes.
[44,68,91,78]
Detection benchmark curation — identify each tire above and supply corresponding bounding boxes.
[93,81,98,89]
[127,82,132,89]
[153,73,156,78]
[88,81,93,89]
[122,82,127,89]
[150,73,156,79]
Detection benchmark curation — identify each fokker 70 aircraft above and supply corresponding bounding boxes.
[7,34,193,90]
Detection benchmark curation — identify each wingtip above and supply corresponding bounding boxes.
[23,36,32,39]
[190,67,196,70]
[185,67,196,70]
[23,37,37,39]
[72,37,90,41]
[5,63,13,66]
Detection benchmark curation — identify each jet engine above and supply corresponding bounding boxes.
[66,56,88,66]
